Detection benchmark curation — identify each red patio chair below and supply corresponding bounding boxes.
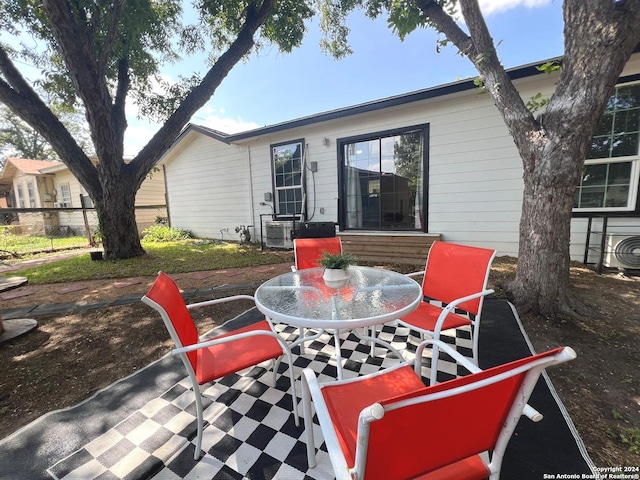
[397,241,496,385]
[293,236,343,271]
[142,271,299,460]
[302,339,576,480]
[291,237,344,347]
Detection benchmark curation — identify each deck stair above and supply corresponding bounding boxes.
[338,232,441,266]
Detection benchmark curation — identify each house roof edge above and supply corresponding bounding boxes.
[220,55,562,142]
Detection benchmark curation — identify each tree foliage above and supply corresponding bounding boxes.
[0,0,316,259]
[0,99,91,161]
[0,104,56,160]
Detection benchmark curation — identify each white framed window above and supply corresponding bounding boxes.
[271,140,304,216]
[27,181,36,208]
[574,81,640,211]
[59,183,72,207]
[17,184,25,208]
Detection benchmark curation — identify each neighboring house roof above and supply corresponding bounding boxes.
[0,158,63,192]
[1,157,62,176]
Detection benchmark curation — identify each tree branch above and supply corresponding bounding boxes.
[112,57,130,151]
[100,0,126,68]
[41,0,116,153]
[0,44,101,192]
[131,0,278,184]
[413,0,473,55]
[415,0,540,170]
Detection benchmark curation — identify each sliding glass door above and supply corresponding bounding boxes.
[341,126,427,231]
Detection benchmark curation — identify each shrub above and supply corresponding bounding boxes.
[141,225,193,242]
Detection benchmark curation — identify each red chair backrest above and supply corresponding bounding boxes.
[294,237,343,270]
[144,272,199,370]
[422,241,496,314]
[363,346,567,480]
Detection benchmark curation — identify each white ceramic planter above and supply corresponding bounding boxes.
[322,267,351,289]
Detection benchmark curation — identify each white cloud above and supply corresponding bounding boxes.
[122,74,260,154]
[450,0,553,19]
[198,114,259,134]
[188,104,260,133]
[479,0,552,16]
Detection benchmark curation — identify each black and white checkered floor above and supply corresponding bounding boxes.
[46,321,472,480]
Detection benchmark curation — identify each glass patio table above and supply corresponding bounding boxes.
[254,266,422,380]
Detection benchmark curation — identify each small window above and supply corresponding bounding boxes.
[59,183,72,207]
[272,140,304,216]
[17,184,25,208]
[27,181,36,208]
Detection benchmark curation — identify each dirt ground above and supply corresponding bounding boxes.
[1,253,639,470]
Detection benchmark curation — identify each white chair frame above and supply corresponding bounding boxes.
[302,339,575,480]
[142,293,299,460]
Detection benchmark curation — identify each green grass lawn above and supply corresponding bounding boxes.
[1,240,287,284]
[0,233,88,254]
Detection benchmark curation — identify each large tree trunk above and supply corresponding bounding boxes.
[94,173,145,260]
[509,153,578,318]
[422,0,640,319]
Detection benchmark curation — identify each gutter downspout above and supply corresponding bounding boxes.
[246,144,256,241]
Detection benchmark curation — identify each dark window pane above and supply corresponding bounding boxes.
[611,133,639,157]
[343,129,424,230]
[608,162,632,184]
[580,187,606,208]
[593,112,613,136]
[613,108,640,135]
[582,164,607,186]
[605,185,630,207]
[588,137,611,159]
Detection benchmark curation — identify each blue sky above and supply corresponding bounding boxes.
[184,0,564,131]
[6,0,567,156]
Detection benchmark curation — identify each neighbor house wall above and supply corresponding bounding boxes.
[232,77,536,258]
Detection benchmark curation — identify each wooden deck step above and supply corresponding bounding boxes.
[338,232,440,266]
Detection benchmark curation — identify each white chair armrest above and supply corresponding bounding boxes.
[405,271,424,278]
[431,289,495,333]
[416,339,544,422]
[172,328,290,356]
[301,368,352,479]
[416,339,480,373]
[186,294,255,310]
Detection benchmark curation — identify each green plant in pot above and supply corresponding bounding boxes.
[318,251,357,289]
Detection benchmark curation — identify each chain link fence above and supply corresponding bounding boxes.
[0,205,167,257]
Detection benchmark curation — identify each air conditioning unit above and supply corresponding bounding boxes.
[604,234,640,269]
[265,220,294,249]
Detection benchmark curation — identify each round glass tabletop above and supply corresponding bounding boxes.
[254,266,422,329]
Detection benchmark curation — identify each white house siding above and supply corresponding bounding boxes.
[162,52,640,263]
[229,80,543,258]
[163,133,252,239]
[49,170,91,235]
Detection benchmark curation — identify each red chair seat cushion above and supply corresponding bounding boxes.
[321,365,426,467]
[415,455,490,480]
[400,300,472,332]
[196,320,284,384]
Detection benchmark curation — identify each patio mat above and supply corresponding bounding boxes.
[0,299,595,479]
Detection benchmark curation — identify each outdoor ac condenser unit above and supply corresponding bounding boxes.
[603,234,640,269]
[264,221,294,249]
